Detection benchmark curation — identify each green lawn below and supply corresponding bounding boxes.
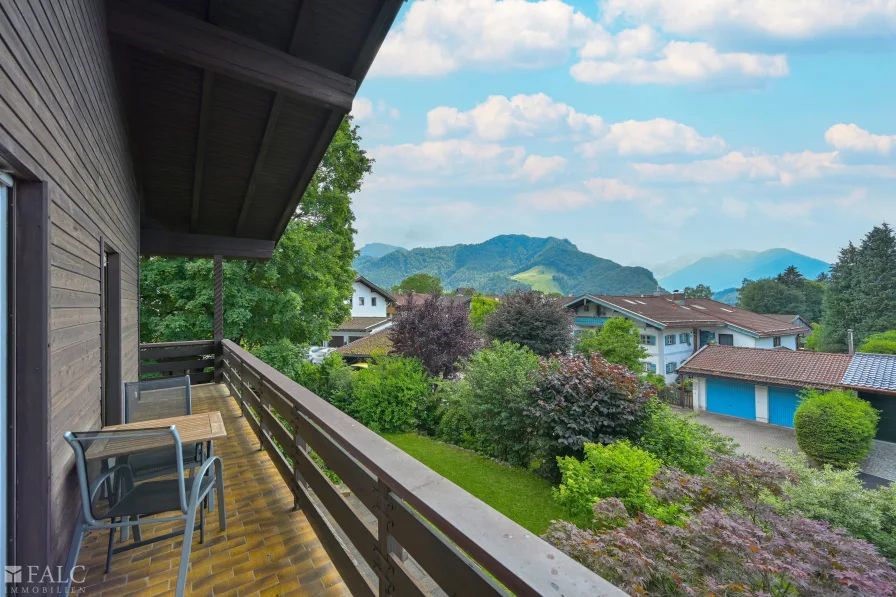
[381,433,565,534]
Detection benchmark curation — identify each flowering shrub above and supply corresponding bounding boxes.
[794,388,879,468]
[545,497,896,597]
[555,441,661,526]
[637,399,737,474]
[529,352,654,479]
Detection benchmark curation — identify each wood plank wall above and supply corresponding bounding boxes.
[0,0,140,567]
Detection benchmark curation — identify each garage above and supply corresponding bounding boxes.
[768,386,801,427]
[707,378,756,420]
[860,392,896,443]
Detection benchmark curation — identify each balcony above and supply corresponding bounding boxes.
[77,340,621,597]
[575,316,609,327]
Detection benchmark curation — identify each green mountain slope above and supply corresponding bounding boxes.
[660,249,829,291]
[354,235,658,295]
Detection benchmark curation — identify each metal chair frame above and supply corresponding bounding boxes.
[63,426,226,597]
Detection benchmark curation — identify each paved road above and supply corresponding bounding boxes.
[679,408,896,484]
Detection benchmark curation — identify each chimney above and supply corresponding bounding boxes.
[847,329,855,354]
[671,290,685,306]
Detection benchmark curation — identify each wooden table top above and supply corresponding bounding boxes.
[84,412,227,461]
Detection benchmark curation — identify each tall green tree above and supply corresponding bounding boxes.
[394,273,443,295]
[141,116,370,352]
[736,266,825,324]
[683,284,713,299]
[575,317,648,372]
[483,290,573,356]
[821,224,896,351]
[469,296,499,330]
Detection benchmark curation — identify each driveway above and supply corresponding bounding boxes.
[681,409,896,485]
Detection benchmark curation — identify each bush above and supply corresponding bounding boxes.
[555,441,661,526]
[352,357,432,433]
[435,383,477,449]
[483,290,574,356]
[794,388,879,467]
[457,341,540,466]
[859,330,896,355]
[774,450,896,563]
[637,400,737,474]
[575,317,648,372]
[325,365,357,415]
[530,353,654,480]
[469,296,500,330]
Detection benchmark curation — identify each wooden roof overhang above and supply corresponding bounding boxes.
[108,0,403,259]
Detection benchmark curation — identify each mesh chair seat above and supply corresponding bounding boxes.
[127,444,202,479]
[107,476,215,519]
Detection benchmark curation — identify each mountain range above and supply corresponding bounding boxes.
[657,249,830,293]
[354,235,659,296]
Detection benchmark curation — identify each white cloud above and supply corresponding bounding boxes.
[571,41,788,85]
[579,24,659,59]
[519,155,568,182]
[351,97,374,121]
[825,123,896,155]
[519,177,645,210]
[370,0,599,77]
[427,93,604,140]
[599,0,896,40]
[633,150,840,184]
[577,118,726,156]
[720,197,748,218]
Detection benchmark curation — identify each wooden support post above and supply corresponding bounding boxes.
[214,255,223,383]
[293,411,308,511]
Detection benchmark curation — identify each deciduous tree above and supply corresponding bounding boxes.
[683,284,712,299]
[394,273,443,295]
[575,317,648,372]
[483,290,574,356]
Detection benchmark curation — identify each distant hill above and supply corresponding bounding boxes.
[713,287,738,305]
[358,243,406,258]
[354,235,658,296]
[660,249,829,292]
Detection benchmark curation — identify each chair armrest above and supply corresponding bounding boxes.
[186,456,223,512]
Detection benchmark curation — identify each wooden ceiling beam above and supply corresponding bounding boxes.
[271,0,405,240]
[141,229,275,260]
[106,0,357,112]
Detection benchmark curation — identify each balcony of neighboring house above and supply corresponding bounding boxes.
[74,339,622,597]
[575,316,610,327]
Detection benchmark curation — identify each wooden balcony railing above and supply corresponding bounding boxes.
[139,340,216,384]
[221,339,623,597]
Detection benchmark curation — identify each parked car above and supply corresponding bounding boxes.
[308,346,335,364]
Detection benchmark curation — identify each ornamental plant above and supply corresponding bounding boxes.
[575,317,648,372]
[529,352,654,480]
[794,388,879,468]
[483,290,574,356]
[352,357,432,433]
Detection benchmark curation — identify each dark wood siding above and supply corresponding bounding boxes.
[0,0,140,566]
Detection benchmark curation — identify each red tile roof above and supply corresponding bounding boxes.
[571,295,810,337]
[678,344,853,390]
[335,328,393,357]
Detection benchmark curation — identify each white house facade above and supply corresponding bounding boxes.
[328,275,396,347]
[566,294,809,383]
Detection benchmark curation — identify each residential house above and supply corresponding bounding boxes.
[335,328,394,363]
[329,275,395,347]
[565,293,810,383]
[762,313,812,330]
[0,2,617,595]
[386,292,473,317]
[678,345,895,443]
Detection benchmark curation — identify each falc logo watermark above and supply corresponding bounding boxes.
[5,565,87,594]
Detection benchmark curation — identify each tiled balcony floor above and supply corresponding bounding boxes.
[77,384,346,597]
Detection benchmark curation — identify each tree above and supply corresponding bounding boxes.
[389,292,478,377]
[483,290,574,356]
[469,296,499,330]
[736,266,824,324]
[141,117,369,355]
[394,273,443,295]
[776,265,805,287]
[859,331,896,355]
[822,224,896,351]
[683,284,712,299]
[575,318,648,372]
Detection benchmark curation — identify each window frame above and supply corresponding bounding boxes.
[679,332,691,344]
[773,336,782,347]
[371,296,377,307]
[664,334,676,346]
[666,361,678,374]
[640,334,656,346]
[718,333,734,346]
[358,296,365,306]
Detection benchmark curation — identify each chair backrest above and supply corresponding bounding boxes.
[123,376,192,423]
[64,427,187,523]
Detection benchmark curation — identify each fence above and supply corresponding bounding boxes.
[658,386,694,409]
[221,339,623,597]
[139,340,216,384]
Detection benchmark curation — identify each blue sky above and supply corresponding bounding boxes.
[349,0,896,266]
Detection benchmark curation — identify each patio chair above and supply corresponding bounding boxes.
[63,426,226,597]
[123,376,203,483]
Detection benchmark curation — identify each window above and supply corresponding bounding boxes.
[640,334,656,346]
[358,297,365,306]
[583,302,590,312]
[679,333,691,344]
[644,362,656,373]
[666,361,678,374]
[719,333,734,346]
[371,297,377,307]
[773,336,782,347]
[664,334,676,346]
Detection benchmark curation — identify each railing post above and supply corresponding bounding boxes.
[373,479,407,596]
[213,255,224,383]
[292,405,308,512]
[258,375,267,452]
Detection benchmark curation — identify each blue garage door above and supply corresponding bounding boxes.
[769,387,801,428]
[706,378,756,420]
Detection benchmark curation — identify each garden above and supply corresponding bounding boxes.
[259,290,896,596]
